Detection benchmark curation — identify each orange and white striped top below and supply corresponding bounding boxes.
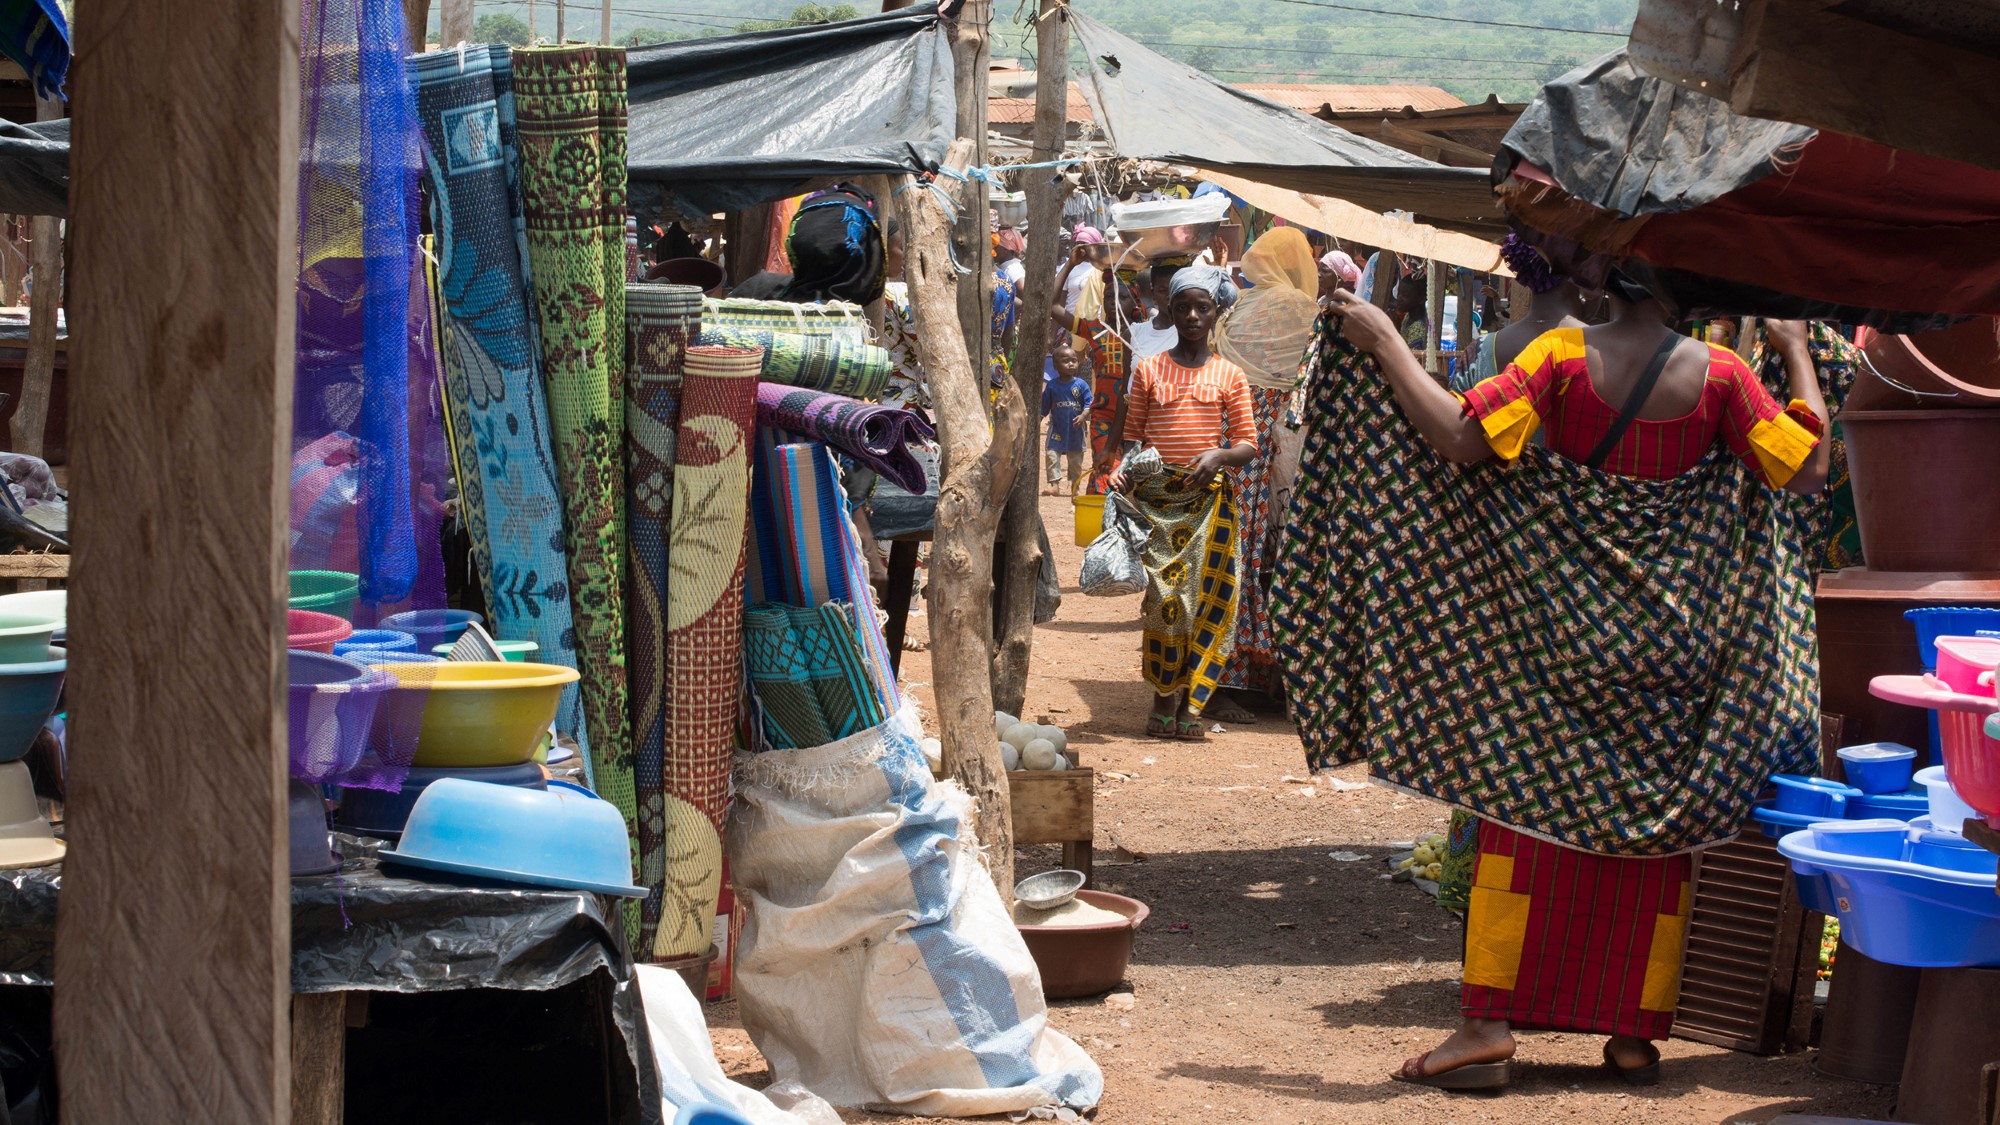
[1122,353,1259,467]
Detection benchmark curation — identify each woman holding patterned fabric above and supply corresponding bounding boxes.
[1208,228,1321,722]
[1108,265,1258,741]
[1310,273,1827,1090]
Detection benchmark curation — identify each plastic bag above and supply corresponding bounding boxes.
[1079,490,1149,597]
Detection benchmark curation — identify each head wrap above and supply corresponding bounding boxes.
[1605,266,1656,306]
[1169,263,1239,310]
[784,183,884,304]
[1071,224,1105,246]
[996,228,1026,256]
[1498,232,1565,295]
[1318,249,1361,286]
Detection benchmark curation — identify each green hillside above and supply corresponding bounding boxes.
[457,0,1634,103]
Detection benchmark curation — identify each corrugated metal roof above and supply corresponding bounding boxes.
[1234,83,1465,114]
[989,83,1093,125]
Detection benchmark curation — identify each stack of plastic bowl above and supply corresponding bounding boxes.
[287,609,354,654]
[366,661,577,769]
[333,629,417,657]
[379,609,483,654]
[1870,672,2000,832]
[431,638,538,662]
[0,616,65,870]
[288,570,360,622]
[378,778,644,896]
[286,650,391,877]
[1778,819,2000,967]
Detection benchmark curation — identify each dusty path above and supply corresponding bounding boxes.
[713,493,1896,1124]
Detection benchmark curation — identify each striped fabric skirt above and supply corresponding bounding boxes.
[1461,821,1693,1041]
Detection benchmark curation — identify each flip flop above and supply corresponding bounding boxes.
[1173,719,1207,742]
[1392,1051,1513,1091]
[1603,1044,1660,1087]
[1206,701,1258,725]
[1144,712,1177,739]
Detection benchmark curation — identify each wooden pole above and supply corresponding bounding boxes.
[601,0,611,44]
[900,139,1023,899]
[950,0,992,394]
[438,0,471,46]
[405,0,431,48]
[991,0,1068,718]
[1423,259,1444,377]
[1370,252,1399,311]
[1454,267,1475,367]
[556,0,566,43]
[12,94,62,458]
[528,0,536,43]
[0,220,24,309]
[58,0,299,1116]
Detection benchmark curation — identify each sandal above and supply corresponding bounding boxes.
[1144,712,1177,739]
[1173,718,1207,742]
[1206,699,1257,725]
[1392,1051,1513,1091]
[1602,1043,1660,1087]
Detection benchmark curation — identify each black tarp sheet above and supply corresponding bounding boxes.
[1068,14,1502,233]
[1500,52,1813,218]
[0,119,66,218]
[627,5,954,217]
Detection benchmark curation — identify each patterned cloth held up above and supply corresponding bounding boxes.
[516,46,637,905]
[1462,821,1692,1039]
[754,383,936,494]
[1271,323,1821,857]
[697,324,891,400]
[413,45,587,753]
[745,602,887,750]
[660,345,761,959]
[1133,467,1241,717]
[623,282,702,951]
[1745,321,1862,570]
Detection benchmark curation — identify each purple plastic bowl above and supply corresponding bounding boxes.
[287,650,392,783]
[379,609,484,653]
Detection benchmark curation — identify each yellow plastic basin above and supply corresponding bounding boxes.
[1073,494,1105,547]
[373,662,579,768]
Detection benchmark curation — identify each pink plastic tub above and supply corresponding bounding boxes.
[1872,674,2000,828]
[1934,636,2000,696]
[286,609,354,654]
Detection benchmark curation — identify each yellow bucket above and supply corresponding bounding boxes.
[1073,494,1105,547]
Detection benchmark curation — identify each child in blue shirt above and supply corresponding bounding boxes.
[1042,343,1091,494]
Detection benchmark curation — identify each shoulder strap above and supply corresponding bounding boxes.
[1581,332,1682,470]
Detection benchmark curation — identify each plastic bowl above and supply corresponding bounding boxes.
[288,569,360,621]
[1934,635,2000,696]
[1778,821,2000,968]
[432,639,538,662]
[1772,774,1861,817]
[1916,765,1980,834]
[344,650,444,665]
[335,762,548,840]
[1015,889,1149,998]
[289,779,337,877]
[379,609,483,652]
[0,591,64,628]
[0,647,63,764]
[1906,608,2000,669]
[1837,743,1920,795]
[287,609,354,654]
[369,661,577,768]
[377,776,643,896]
[287,651,390,783]
[334,629,417,656]
[0,613,60,665]
[675,1105,758,1125]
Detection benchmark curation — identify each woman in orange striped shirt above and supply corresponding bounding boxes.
[1110,266,1259,740]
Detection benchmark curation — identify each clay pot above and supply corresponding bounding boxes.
[1016,889,1148,999]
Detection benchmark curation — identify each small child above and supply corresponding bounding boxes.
[1041,344,1091,494]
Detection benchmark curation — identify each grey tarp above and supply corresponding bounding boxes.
[1068,14,1502,233]
[0,119,66,218]
[627,5,954,217]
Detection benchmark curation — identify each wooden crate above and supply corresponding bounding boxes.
[1008,758,1094,884]
[1672,830,1820,1055]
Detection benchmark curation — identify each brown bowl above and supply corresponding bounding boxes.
[1015,889,1148,999]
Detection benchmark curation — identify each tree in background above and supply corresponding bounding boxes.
[735,3,861,32]
[1186,44,1221,73]
[1295,22,1330,64]
[622,26,686,46]
[471,13,530,46]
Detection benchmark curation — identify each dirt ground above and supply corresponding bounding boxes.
[709,492,1900,1124]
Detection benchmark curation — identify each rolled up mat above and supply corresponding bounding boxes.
[412,45,587,754]
[624,282,703,947]
[696,324,891,400]
[517,45,636,911]
[702,296,870,342]
[753,383,935,494]
[743,604,834,750]
[659,344,762,959]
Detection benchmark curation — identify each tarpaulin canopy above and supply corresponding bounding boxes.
[1069,13,1503,234]
[1195,168,1508,275]
[0,118,66,217]
[627,4,954,216]
[1500,52,2000,323]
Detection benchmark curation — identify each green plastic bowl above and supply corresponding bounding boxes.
[0,614,61,665]
[289,570,360,622]
[432,639,539,663]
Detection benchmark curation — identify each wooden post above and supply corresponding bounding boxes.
[57,0,299,1118]
[1369,252,1399,311]
[1455,267,1475,370]
[898,139,1023,899]
[527,0,536,42]
[991,0,1068,718]
[289,993,347,1125]
[1423,260,1444,377]
[556,0,565,43]
[1,219,24,308]
[438,0,471,46]
[11,96,61,459]
[601,0,611,44]
[950,0,992,392]
[404,0,431,47]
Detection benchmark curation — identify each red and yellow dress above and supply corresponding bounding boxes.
[1454,327,1822,1040]
[1077,318,1133,465]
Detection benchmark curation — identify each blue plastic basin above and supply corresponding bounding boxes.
[0,646,64,763]
[675,1107,758,1125]
[334,629,418,656]
[1772,774,1862,817]
[1838,742,1920,795]
[1907,607,2000,668]
[378,777,643,897]
[379,609,484,653]
[1778,820,2000,967]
